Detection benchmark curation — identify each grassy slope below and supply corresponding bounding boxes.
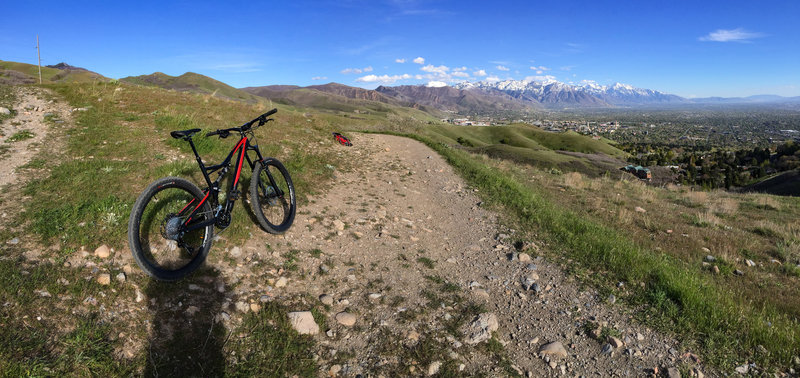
[416,124,629,176]
[0,81,364,375]
[0,60,109,83]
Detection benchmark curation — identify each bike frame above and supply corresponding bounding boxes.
[174,133,280,234]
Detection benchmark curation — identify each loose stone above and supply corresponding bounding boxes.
[538,341,568,358]
[288,311,319,335]
[335,311,357,327]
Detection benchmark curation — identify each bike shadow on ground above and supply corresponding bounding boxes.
[143,267,232,377]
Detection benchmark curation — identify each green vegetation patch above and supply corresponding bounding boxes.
[226,302,318,376]
[0,258,132,376]
[5,130,34,143]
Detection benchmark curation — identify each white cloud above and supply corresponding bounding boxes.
[341,66,374,74]
[486,76,501,82]
[413,57,425,64]
[341,68,362,74]
[395,58,406,63]
[451,71,470,78]
[699,28,765,42]
[453,66,467,71]
[473,69,487,77]
[496,65,510,71]
[559,65,576,71]
[311,76,327,81]
[355,73,412,84]
[530,65,550,71]
[426,81,447,87]
[420,64,449,74]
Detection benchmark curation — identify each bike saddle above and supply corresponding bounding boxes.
[170,128,201,139]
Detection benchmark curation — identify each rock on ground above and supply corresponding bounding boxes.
[538,341,568,358]
[335,311,357,327]
[463,313,498,345]
[287,311,319,335]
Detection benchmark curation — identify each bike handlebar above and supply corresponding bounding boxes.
[206,108,278,138]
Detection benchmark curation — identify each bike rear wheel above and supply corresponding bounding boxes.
[250,159,296,234]
[128,177,214,281]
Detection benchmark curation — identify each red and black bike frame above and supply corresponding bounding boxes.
[175,134,277,234]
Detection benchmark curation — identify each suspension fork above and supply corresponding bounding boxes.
[246,142,283,198]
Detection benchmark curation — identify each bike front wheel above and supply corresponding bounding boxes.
[128,177,214,281]
[250,159,296,234]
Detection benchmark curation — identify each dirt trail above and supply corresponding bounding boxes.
[231,133,695,376]
[0,87,70,239]
[0,87,69,188]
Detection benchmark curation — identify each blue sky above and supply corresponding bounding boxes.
[2,0,798,97]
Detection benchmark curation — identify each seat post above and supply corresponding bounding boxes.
[187,138,213,187]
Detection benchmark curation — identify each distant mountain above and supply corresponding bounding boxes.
[0,60,109,85]
[456,80,607,107]
[45,62,89,72]
[376,84,538,113]
[580,81,687,105]
[306,83,395,103]
[453,79,685,107]
[120,72,263,103]
[241,83,441,116]
[240,85,300,99]
[690,94,800,104]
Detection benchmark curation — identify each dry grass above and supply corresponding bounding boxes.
[562,171,585,189]
[695,211,722,228]
[631,181,656,203]
[617,208,633,225]
[683,190,708,207]
[750,194,782,211]
[711,196,739,215]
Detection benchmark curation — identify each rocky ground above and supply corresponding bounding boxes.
[0,87,707,376]
[229,133,704,376]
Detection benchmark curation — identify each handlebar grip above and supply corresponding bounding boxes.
[263,108,277,117]
[206,130,219,137]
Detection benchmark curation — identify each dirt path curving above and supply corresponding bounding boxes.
[228,133,696,376]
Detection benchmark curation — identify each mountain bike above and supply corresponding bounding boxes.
[127,109,296,281]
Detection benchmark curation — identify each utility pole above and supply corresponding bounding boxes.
[36,35,42,84]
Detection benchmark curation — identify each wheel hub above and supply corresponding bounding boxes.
[264,185,279,206]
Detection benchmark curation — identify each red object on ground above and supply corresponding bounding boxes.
[332,132,352,146]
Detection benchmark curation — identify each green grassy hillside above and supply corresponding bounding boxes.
[0,60,110,84]
[120,72,264,103]
[414,124,629,176]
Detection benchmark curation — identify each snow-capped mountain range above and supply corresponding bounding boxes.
[452,79,686,107]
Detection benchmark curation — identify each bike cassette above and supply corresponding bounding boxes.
[215,212,232,229]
